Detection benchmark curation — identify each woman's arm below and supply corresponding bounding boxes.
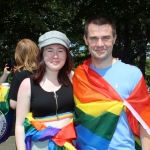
[15,78,31,150]
[68,70,74,82]
[9,100,17,109]
[0,66,11,84]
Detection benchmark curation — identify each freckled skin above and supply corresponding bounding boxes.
[43,44,67,72]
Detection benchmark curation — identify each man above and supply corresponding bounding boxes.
[73,14,150,150]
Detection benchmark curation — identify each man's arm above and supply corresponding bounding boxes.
[140,124,150,150]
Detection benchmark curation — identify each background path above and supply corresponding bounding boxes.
[0,136,16,150]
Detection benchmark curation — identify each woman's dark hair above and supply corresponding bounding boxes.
[32,47,74,86]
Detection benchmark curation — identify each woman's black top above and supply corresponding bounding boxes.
[30,78,74,117]
[9,69,34,101]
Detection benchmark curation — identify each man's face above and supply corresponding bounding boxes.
[84,23,117,62]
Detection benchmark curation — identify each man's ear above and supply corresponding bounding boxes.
[113,35,117,44]
[83,35,88,46]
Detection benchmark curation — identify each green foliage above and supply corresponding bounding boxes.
[0,0,150,82]
[145,58,150,86]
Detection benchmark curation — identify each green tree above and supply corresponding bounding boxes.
[0,0,150,81]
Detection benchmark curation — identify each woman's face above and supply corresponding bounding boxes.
[43,44,67,72]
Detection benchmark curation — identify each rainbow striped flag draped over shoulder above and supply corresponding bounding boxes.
[73,59,150,150]
[24,112,77,150]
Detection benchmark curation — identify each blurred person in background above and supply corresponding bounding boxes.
[0,65,11,84]
[9,39,39,109]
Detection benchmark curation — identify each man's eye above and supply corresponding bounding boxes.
[102,37,111,41]
[90,37,98,41]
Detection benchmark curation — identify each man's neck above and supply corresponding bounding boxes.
[91,57,117,68]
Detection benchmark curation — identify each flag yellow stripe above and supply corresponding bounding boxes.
[75,96,124,117]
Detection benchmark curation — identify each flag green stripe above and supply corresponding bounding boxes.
[135,140,141,150]
[24,118,35,132]
[74,106,120,140]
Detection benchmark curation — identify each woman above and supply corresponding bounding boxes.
[9,39,39,109]
[15,30,76,150]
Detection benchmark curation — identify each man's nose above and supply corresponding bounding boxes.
[96,38,104,46]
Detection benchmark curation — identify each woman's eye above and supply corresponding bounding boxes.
[47,49,53,52]
[58,49,64,52]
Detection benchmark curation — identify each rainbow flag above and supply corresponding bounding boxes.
[73,59,150,150]
[24,112,77,150]
[0,86,14,144]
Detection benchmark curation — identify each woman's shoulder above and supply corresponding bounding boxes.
[20,78,31,89]
[68,70,74,82]
[14,69,33,81]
